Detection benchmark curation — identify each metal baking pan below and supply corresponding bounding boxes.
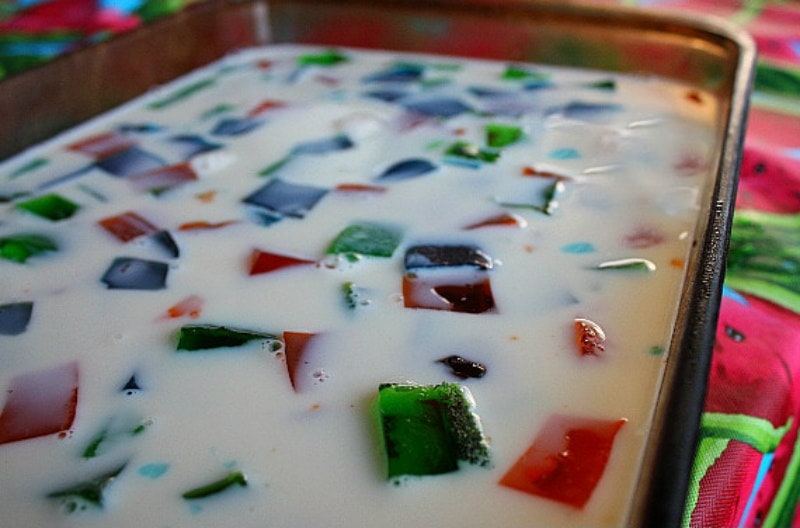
[0,1,755,526]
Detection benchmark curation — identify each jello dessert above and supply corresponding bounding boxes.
[0,44,720,526]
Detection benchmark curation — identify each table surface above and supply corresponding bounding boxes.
[1,1,799,526]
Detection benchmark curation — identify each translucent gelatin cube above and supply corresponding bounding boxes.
[549,101,623,121]
[486,123,523,148]
[403,273,496,314]
[463,213,526,230]
[444,141,500,164]
[378,382,490,479]
[595,257,656,272]
[249,249,315,276]
[437,355,487,379]
[467,86,515,98]
[166,134,221,160]
[574,318,606,357]
[404,244,493,271]
[36,165,93,192]
[363,89,408,103]
[282,331,319,391]
[101,257,168,290]
[258,156,292,177]
[623,226,666,249]
[0,362,79,445]
[147,78,216,110]
[334,183,387,193]
[342,281,372,309]
[211,117,264,137]
[501,65,550,83]
[0,301,34,335]
[118,123,162,134]
[0,233,57,262]
[376,158,437,181]
[182,471,247,500]
[363,63,424,83]
[128,163,198,194]
[120,374,142,395]
[160,295,204,320]
[10,157,48,178]
[242,179,328,219]
[95,146,165,177]
[16,193,79,221]
[67,131,138,158]
[326,222,402,258]
[290,135,354,155]
[178,220,236,231]
[47,463,126,512]
[177,324,278,351]
[586,79,617,90]
[297,49,348,66]
[82,412,150,459]
[98,211,159,242]
[499,415,626,508]
[402,96,472,118]
[248,99,287,117]
[249,209,282,226]
[151,230,180,258]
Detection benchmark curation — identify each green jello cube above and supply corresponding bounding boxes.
[378,382,490,479]
[0,233,57,263]
[486,123,523,148]
[82,415,150,459]
[10,158,48,179]
[501,65,550,83]
[47,463,127,512]
[182,471,247,500]
[148,78,216,110]
[326,222,402,258]
[587,79,616,90]
[16,193,79,221]
[444,141,500,163]
[177,324,278,351]
[297,49,348,66]
[342,281,371,309]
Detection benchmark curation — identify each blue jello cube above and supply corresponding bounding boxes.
[166,135,221,159]
[0,301,34,335]
[376,158,437,181]
[96,147,165,177]
[402,96,472,118]
[363,89,408,103]
[363,63,424,83]
[404,244,493,271]
[211,118,264,137]
[290,135,354,155]
[243,179,328,219]
[101,257,169,290]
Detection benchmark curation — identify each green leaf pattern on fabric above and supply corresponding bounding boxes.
[684,414,793,527]
[726,211,800,315]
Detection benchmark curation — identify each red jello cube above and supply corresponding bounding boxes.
[499,414,626,508]
[0,362,79,445]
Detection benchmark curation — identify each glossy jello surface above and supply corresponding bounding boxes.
[0,45,720,526]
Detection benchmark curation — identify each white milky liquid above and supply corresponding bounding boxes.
[0,45,721,527]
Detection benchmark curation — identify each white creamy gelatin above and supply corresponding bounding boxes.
[0,45,720,527]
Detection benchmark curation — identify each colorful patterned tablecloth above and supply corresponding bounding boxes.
[1,1,799,526]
